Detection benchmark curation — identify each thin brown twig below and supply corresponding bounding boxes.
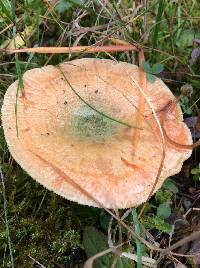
[0,45,139,54]
[161,230,200,257]
[0,23,14,36]
[84,241,128,268]
[171,252,199,258]
[160,99,200,150]
[162,125,200,149]
[128,49,147,180]
[28,255,46,268]
[131,49,166,218]
[184,208,200,218]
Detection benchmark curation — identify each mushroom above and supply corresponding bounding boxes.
[1,58,192,209]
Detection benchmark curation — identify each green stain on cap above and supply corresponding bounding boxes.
[68,105,121,143]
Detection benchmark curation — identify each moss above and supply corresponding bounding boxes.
[0,164,84,267]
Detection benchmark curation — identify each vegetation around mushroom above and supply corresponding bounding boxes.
[0,1,200,268]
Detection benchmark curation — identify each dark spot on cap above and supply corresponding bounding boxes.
[95,90,98,94]
[23,127,30,132]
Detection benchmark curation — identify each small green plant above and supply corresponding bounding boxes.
[155,179,178,221]
[191,164,200,181]
[55,0,82,14]
[180,95,193,115]
[83,226,133,268]
[141,179,178,234]
[140,61,164,82]
[142,215,172,234]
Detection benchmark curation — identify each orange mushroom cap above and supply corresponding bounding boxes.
[1,58,192,208]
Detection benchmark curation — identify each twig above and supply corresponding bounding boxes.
[28,255,46,268]
[171,252,199,258]
[160,231,200,257]
[160,100,200,149]
[108,216,114,248]
[120,252,157,268]
[84,241,126,268]
[130,50,146,163]
[162,125,200,149]
[0,44,138,54]
[129,50,166,218]
[0,23,14,36]
[183,208,200,218]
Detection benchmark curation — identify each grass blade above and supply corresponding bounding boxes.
[152,0,166,49]
[0,0,13,22]
[0,168,14,268]
[13,26,24,137]
[57,65,141,129]
[132,209,142,268]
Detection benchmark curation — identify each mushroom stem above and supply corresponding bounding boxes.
[0,45,138,54]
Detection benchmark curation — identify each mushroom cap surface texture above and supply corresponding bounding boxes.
[2,58,192,209]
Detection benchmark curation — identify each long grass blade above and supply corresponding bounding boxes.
[0,0,13,22]
[13,26,24,137]
[0,168,14,268]
[132,209,142,268]
[57,65,141,129]
[152,0,166,49]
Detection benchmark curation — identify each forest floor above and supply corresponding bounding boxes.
[0,1,200,267]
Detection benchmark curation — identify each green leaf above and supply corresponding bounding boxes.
[55,0,82,14]
[147,73,155,82]
[54,0,91,15]
[176,30,200,48]
[191,168,200,175]
[100,212,111,231]
[115,257,133,268]
[155,189,173,203]
[141,61,152,73]
[157,203,171,219]
[83,226,112,268]
[140,62,162,82]
[54,0,72,14]
[151,63,164,74]
[0,0,13,21]
[142,215,172,234]
[180,96,193,115]
[162,179,178,194]
[71,204,99,223]
[193,174,200,181]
